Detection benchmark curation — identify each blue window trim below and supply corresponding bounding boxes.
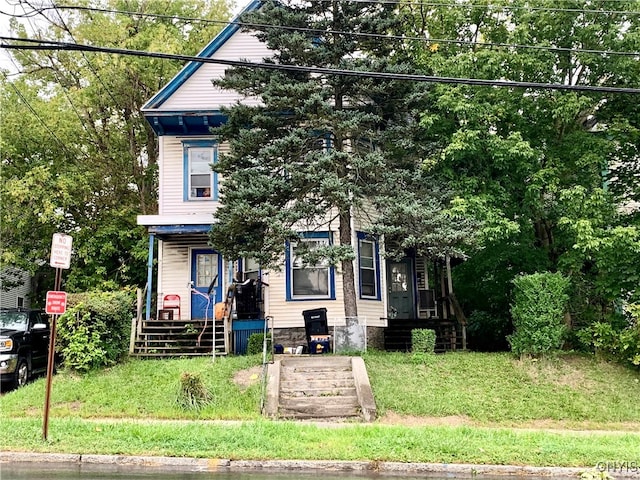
[285,231,336,301]
[357,232,381,301]
[182,140,218,201]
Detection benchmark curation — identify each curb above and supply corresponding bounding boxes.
[2,452,639,478]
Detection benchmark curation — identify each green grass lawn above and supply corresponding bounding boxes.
[1,351,639,467]
[365,351,640,428]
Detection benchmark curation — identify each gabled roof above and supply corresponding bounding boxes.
[141,0,262,135]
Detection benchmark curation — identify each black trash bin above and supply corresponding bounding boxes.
[302,308,330,354]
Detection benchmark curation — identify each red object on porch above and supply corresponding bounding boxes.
[162,294,181,320]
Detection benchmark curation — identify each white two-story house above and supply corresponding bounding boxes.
[136,0,460,356]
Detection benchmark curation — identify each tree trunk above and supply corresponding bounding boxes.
[340,209,358,319]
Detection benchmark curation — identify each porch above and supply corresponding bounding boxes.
[130,317,267,358]
[384,318,465,352]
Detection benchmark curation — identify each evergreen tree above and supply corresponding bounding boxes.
[211,0,431,317]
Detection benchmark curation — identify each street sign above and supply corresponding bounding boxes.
[50,233,73,269]
[45,291,67,315]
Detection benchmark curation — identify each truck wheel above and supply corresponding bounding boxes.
[13,358,29,388]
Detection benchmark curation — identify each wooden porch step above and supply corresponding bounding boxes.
[134,344,220,350]
[135,335,224,342]
[130,352,227,358]
[133,317,231,359]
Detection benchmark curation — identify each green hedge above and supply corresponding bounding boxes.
[508,272,570,358]
[247,333,271,355]
[412,328,436,354]
[56,290,135,371]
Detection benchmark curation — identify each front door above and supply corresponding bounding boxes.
[191,249,222,319]
[386,258,415,319]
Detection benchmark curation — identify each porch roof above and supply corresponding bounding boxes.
[137,214,216,238]
[147,224,213,236]
[144,111,228,136]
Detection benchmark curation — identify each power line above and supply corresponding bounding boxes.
[321,0,640,16]
[50,3,120,107]
[22,11,92,137]
[11,4,633,58]
[1,70,88,160]
[2,36,639,94]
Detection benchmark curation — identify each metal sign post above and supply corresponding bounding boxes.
[43,233,72,441]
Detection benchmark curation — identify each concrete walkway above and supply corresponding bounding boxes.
[2,451,638,478]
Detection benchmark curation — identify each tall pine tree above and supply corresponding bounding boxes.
[210,0,426,317]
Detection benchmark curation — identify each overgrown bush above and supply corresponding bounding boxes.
[466,310,511,351]
[247,332,271,355]
[412,329,436,354]
[176,372,212,410]
[577,303,640,369]
[508,272,570,358]
[56,290,135,371]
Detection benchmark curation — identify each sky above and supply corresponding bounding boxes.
[1,0,34,74]
[0,0,244,75]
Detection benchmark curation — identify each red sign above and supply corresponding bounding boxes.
[46,291,67,315]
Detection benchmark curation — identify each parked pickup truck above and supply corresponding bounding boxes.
[0,308,51,389]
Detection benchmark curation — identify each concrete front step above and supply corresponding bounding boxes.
[280,391,360,404]
[281,380,356,391]
[278,397,360,419]
[264,356,376,422]
[280,386,358,397]
[280,369,353,384]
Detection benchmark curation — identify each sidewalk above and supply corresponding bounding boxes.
[2,451,639,478]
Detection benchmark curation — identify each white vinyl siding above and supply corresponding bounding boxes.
[160,31,271,111]
[0,269,31,309]
[158,136,229,216]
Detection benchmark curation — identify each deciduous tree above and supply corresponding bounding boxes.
[1,0,232,299]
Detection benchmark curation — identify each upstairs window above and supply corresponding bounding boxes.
[183,141,218,200]
[287,232,335,300]
[358,232,380,300]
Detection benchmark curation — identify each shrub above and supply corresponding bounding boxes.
[176,372,212,410]
[56,290,135,371]
[412,328,436,354]
[577,304,640,369]
[247,333,271,355]
[466,310,511,351]
[508,272,570,358]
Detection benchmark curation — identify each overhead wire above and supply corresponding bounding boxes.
[1,70,88,160]
[2,36,639,94]
[21,7,93,138]
[313,0,640,16]
[50,3,120,106]
[44,4,640,58]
